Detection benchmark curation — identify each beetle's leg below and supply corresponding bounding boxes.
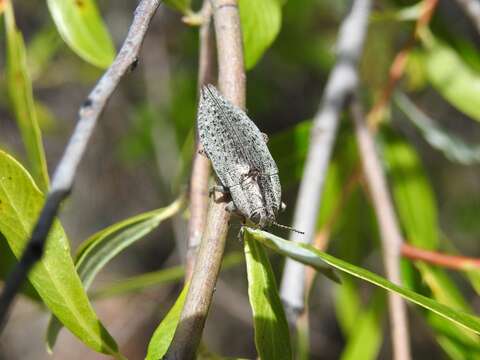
[280,202,287,212]
[209,185,229,197]
[198,148,208,158]
[225,201,237,213]
[261,132,269,143]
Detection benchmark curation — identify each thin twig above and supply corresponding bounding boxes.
[367,0,439,129]
[165,0,245,358]
[454,0,480,34]
[279,0,371,323]
[186,1,215,282]
[0,0,162,329]
[401,243,480,270]
[351,95,411,360]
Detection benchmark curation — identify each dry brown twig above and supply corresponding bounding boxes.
[0,0,163,330]
[351,95,411,360]
[185,0,215,282]
[165,0,245,358]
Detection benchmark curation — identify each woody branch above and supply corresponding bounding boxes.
[0,0,163,330]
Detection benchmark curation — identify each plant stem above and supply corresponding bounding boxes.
[0,0,163,330]
[165,0,245,358]
[279,0,371,323]
[186,0,215,281]
[351,95,411,360]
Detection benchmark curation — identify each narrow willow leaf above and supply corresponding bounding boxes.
[335,278,361,336]
[245,228,480,335]
[382,133,439,250]
[164,0,191,14]
[91,252,244,299]
[422,34,480,122]
[244,233,292,360]
[26,26,63,82]
[239,0,283,69]
[395,92,480,164]
[0,151,121,358]
[0,234,41,302]
[4,3,49,191]
[371,2,423,22]
[340,292,385,360]
[146,284,189,360]
[46,0,115,68]
[383,133,480,355]
[46,196,184,351]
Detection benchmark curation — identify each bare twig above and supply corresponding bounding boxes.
[351,95,411,360]
[401,243,480,270]
[279,0,371,322]
[165,0,245,358]
[186,1,215,281]
[0,0,163,329]
[454,0,480,34]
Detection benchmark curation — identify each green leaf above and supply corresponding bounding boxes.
[0,150,121,358]
[164,0,191,14]
[269,120,311,185]
[4,4,49,192]
[26,26,63,82]
[245,227,480,335]
[422,34,480,122]
[146,283,189,360]
[382,132,439,250]
[46,0,115,68]
[394,92,480,165]
[243,234,292,360]
[91,251,244,299]
[46,196,184,351]
[239,0,283,69]
[340,291,385,360]
[0,234,41,302]
[383,133,480,357]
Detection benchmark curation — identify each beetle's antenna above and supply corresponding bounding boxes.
[272,221,304,234]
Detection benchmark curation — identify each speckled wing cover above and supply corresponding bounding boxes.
[197,84,281,217]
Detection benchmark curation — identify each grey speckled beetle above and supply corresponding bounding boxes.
[197,84,290,229]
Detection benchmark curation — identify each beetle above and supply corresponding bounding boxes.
[197,84,283,228]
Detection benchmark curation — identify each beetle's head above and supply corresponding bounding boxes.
[251,207,276,228]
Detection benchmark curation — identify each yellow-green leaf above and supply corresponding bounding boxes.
[164,0,191,14]
[423,35,480,122]
[146,284,189,360]
[246,228,480,335]
[244,234,292,359]
[0,150,122,358]
[4,3,49,192]
[239,0,282,69]
[46,0,115,68]
[46,197,184,351]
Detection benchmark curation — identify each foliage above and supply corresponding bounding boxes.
[1,0,480,358]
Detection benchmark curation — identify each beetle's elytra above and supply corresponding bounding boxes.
[197,84,282,228]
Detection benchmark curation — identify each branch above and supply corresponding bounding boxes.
[350,95,411,360]
[454,0,480,34]
[165,0,245,358]
[0,0,163,329]
[401,243,480,270]
[186,0,215,281]
[279,0,371,322]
